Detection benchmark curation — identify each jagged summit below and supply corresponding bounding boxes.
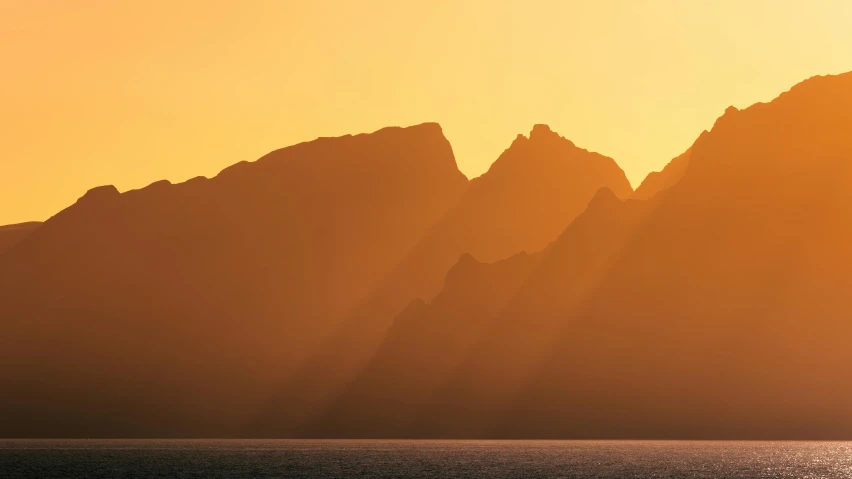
[525,123,578,149]
[440,123,633,262]
[529,123,563,142]
[505,123,572,146]
[507,124,572,149]
[482,125,631,197]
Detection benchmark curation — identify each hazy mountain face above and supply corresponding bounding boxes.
[0,123,468,437]
[309,251,542,437]
[288,72,852,439]
[254,124,634,436]
[498,72,852,439]
[411,190,659,438]
[357,123,633,325]
[306,187,656,438]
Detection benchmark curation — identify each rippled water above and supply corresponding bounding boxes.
[2,439,852,478]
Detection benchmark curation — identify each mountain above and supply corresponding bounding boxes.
[254,125,633,435]
[0,222,41,256]
[6,71,850,440]
[361,123,633,312]
[407,189,659,437]
[631,146,692,200]
[310,251,541,437]
[426,71,852,439]
[286,70,852,440]
[500,72,852,439]
[0,123,468,437]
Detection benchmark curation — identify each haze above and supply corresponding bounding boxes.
[2,0,852,225]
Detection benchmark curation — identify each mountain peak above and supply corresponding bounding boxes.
[529,124,573,146]
[505,125,568,150]
[529,123,554,138]
[76,185,120,205]
[506,134,529,151]
[479,125,631,198]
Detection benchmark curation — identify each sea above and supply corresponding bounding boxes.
[2,439,851,478]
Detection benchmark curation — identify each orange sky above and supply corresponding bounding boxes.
[1,0,850,225]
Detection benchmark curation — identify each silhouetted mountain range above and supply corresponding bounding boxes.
[2,71,852,439]
[497,72,852,439]
[253,124,633,436]
[311,250,542,437]
[0,123,467,436]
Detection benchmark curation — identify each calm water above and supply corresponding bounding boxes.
[2,440,851,478]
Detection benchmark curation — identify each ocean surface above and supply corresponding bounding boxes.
[2,439,851,478]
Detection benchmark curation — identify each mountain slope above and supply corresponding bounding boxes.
[0,123,468,437]
[631,146,692,200]
[310,251,541,437]
[254,125,633,435]
[0,222,41,256]
[500,71,852,438]
[297,71,852,439]
[413,188,659,437]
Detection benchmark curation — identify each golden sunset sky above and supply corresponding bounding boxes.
[1,0,850,224]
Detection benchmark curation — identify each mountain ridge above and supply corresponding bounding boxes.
[0,122,469,438]
[4,71,852,438]
[249,123,634,436]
